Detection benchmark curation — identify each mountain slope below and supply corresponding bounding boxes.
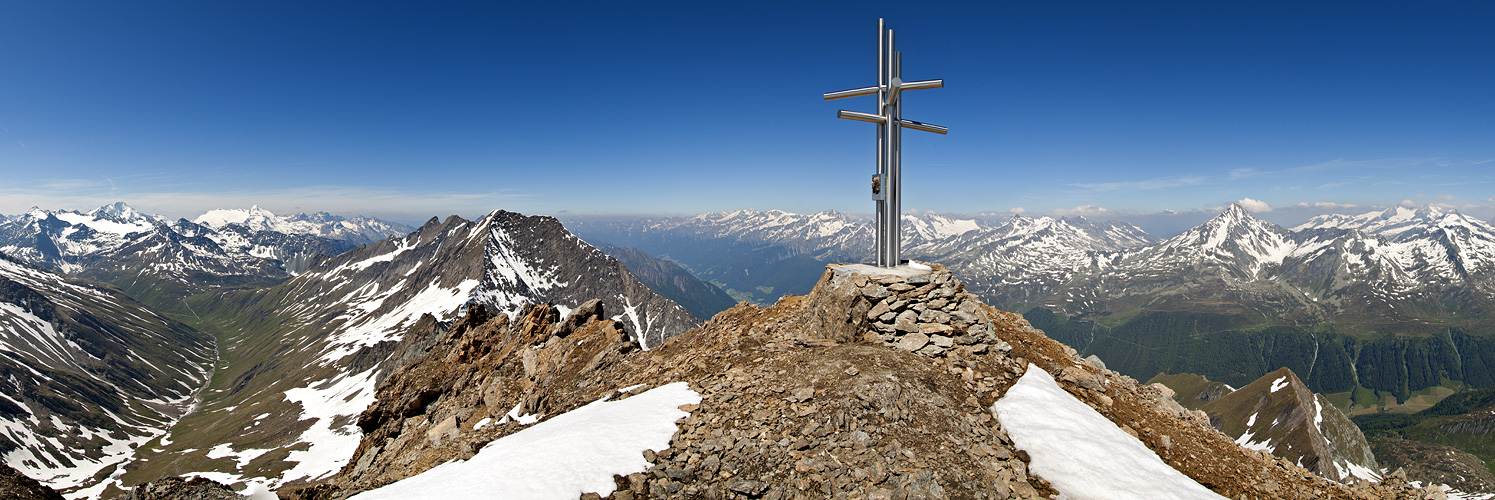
[1201,367,1379,482]
[0,254,213,499]
[1021,204,1495,406]
[109,210,697,496]
[1049,203,1495,324]
[595,245,737,321]
[281,263,1433,500]
[1147,372,1235,411]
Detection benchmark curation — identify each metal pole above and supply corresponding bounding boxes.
[876,19,888,266]
[885,46,897,264]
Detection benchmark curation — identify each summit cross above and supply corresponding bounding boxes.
[824,18,948,268]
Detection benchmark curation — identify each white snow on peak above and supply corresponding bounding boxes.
[86,201,155,223]
[53,209,156,236]
[992,364,1227,500]
[349,382,700,500]
[193,206,410,242]
[194,206,279,229]
[1269,376,1290,393]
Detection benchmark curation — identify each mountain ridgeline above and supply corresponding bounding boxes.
[1026,204,1495,402]
[0,204,703,497]
[0,203,413,316]
[570,205,1495,404]
[594,245,737,321]
[103,210,698,497]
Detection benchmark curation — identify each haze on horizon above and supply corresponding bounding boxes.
[2,2,1491,230]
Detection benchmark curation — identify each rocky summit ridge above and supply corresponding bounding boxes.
[277,263,1439,499]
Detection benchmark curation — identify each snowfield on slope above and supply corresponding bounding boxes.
[993,364,1227,500]
[348,382,700,500]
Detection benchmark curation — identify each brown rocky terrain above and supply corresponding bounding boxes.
[1148,372,1235,410]
[113,476,245,500]
[282,263,1444,499]
[1371,435,1495,495]
[1200,367,1380,483]
[0,462,65,500]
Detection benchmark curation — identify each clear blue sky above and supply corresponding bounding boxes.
[2,1,1492,231]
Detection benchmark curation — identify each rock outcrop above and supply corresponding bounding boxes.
[1202,367,1380,483]
[1148,372,1235,410]
[113,476,246,500]
[284,263,1441,499]
[1370,435,1495,495]
[0,462,64,500]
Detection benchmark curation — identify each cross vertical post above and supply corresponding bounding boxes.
[825,19,947,267]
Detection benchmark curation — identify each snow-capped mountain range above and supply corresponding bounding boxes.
[0,203,413,313]
[563,209,1155,306]
[1048,204,1495,324]
[194,205,412,247]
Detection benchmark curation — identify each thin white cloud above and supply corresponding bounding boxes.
[1237,198,1272,213]
[1400,199,1417,208]
[1010,207,1026,214]
[1052,205,1113,217]
[1294,201,1359,209]
[1228,168,1260,180]
[1071,176,1206,192]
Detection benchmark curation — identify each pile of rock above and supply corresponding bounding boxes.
[799,263,1009,359]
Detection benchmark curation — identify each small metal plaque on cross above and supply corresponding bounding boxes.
[824,19,947,268]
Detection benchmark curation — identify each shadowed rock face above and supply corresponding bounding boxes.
[1201,367,1380,482]
[0,462,64,500]
[281,263,1436,500]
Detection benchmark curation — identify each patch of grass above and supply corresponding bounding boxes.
[1324,391,1352,411]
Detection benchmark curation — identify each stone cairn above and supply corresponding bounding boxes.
[819,262,1011,358]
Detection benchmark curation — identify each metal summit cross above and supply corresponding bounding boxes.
[824,18,947,267]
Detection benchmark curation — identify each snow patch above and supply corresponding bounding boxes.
[276,369,382,486]
[992,365,1227,499]
[348,382,700,500]
[1269,376,1289,393]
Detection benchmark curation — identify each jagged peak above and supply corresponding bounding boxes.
[1219,202,1255,219]
[88,201,139,218]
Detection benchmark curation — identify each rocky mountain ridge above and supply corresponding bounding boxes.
[276,263,1438,499]
[1197,367,1380,483]
[97,210,698,497]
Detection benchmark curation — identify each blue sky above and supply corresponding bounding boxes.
[1,1,1492,233]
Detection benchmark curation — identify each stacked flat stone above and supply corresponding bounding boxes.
[831,263,1012,359]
